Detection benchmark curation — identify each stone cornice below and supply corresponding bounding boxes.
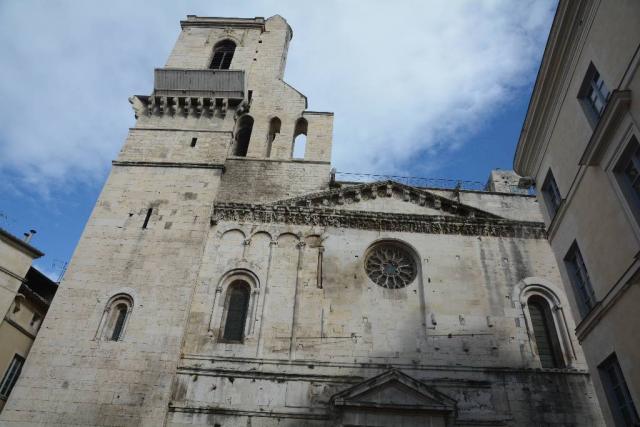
[129,95,245,120]
[211,202,546,239]
[268,180,503,220]
[112,160,225,170]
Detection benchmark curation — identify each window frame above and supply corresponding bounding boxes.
[541,169,562,220]
[218,277,253,344]
[209,40,236,70]
[96,293,134,342]
[598,353,639,426]
[233,115,254,157]
[578,62,610,128]
[613,135,640,214]
[0,354,25,400]
[527,295,565,369]
[292,117,308,159]
[564,242,597,318]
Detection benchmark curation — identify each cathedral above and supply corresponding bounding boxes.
[0,15,605,426]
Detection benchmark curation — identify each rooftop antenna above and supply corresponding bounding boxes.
[23,229,37,243]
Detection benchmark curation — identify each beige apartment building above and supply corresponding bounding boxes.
[0,14,607,426]
[0,229,57,412]
[514,0,640,425]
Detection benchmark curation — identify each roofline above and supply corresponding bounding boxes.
[0,228,44,259]
[513,0,566,175]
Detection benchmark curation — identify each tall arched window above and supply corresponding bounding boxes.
[234,115,254,157]
[292,118,308,159]
[527,295,563,368]
[266,117,281,158]
[98,294,133,342]
[221,281,251,342]
[210,40,236,70]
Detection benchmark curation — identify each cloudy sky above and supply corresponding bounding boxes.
[0,0,557,279]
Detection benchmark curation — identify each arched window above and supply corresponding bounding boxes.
[234,115,254,157]
[292,118,308,159]
[266,117,281,158]
[221,281,251,342]
[527,295,564,368]
[210,40,236,70]
[98,294,133,342]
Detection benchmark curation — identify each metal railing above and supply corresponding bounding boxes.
[334,171,487,191]
[153,68,245,99]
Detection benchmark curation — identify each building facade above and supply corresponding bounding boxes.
[1,15,605,426]
[0,229,57,412]
[514,1,640,425]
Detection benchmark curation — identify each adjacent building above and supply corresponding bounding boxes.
[514,0,640,425]
[0,229,58,412]
[1,14,606,426]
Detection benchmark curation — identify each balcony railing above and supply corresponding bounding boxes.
[153,68,245,99]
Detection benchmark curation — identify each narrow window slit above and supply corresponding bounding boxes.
[191,137,197,147]
[142,208,152,229]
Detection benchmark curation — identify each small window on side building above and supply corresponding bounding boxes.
[541,170,562,219]
[578,63,610,127]
[564,242,597,317]
[0,354,25,399]
[614,136,640,209]
[599,353,639,426]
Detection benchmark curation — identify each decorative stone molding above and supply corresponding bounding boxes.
[269,180,501,220]
[210,202,546,239]
[129,95,242,119]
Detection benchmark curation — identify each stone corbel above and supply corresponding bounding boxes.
[128,96,148,119]
[159,96,167,115]
[147,96,157,116]
[221,98,228,116]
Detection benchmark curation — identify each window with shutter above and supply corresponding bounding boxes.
[527,296,563,368]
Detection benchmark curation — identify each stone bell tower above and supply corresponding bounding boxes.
[0,15,333,426]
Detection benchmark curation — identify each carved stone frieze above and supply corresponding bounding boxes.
[210,202,547,239]
[129,95,238,119]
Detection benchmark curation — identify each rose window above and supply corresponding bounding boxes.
[365,243,417,288]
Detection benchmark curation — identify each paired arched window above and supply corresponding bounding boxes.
[98,294,133,342]
[266,117,281,158]
[292,118,308,159]
[234,115,254,157]
[221,281,251,342]
[210,40,236,70]
[527,295,564,368]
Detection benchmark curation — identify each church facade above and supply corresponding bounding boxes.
[0,15,605,426]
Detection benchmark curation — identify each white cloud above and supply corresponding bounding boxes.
[0,0,555,192]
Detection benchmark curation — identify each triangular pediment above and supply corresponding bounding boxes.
[332,369,456,412]
[269,181,502,220]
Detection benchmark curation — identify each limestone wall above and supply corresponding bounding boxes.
[168,220,602,425]
[0,165,221,426]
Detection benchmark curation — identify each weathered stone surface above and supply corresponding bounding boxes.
[0,14,605,427]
